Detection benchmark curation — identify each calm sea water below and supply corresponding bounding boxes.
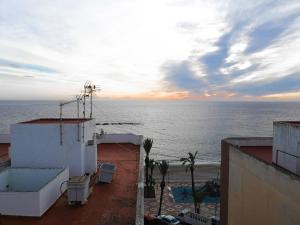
[1,100,300,163]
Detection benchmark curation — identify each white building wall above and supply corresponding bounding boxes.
[10,120,96,177]
[63,124,84,176]
[273,122,300,175]
[0,169,9,191]
[39,168,69,216]
[85,144,97,174]
[0,168,69,217]
[10,124,66,169]
[0,191,40,216]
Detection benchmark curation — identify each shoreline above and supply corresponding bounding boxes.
[151,163,220,183]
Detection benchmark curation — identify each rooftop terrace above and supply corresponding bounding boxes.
[0,143,9,161]
[1,143,140,225]
[240,146,273,164]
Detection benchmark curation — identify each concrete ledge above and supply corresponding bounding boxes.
[0,167,68,217]
[97,133,143,145]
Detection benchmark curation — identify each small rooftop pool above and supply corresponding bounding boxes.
[0,167,69,216]
[0,168,65,192]
[171,186,219,204]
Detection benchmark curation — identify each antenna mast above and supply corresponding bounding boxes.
[59,81,100,144]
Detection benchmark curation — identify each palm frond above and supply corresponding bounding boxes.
[194,151,198,158]
[143,138,153,155]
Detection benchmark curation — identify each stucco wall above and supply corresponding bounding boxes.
[228,146,300,225]
[10,120,96,177]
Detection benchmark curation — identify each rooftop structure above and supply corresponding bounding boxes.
[1,143,142,224]
[0,116,144,223]
[10,118,97,177]
[220,122,300,225]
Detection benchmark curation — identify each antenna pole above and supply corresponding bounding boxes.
[59,103,63,146]
[77,97,80,118]
[83,87,86,119]
[90,90,93,118]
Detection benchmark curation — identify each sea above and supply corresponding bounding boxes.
[1,100,300,164]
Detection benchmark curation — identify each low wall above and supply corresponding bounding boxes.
[228,146,300,225]
[97,133,143,145]
[0,167,68,217]
[0,134,10,144]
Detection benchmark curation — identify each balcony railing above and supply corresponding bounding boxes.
[276,149,300,163]
[275,149,300,176]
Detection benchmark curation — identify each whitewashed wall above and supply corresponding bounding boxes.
[85,144,97,174]
[39,168,69,216]
[10,119,96,177]
[0,168,68,217]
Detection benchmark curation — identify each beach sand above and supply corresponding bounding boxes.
[151,163,220,183]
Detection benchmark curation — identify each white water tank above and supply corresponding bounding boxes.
[99,163,116,183]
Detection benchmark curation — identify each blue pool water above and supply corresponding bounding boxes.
[171,186,219,204]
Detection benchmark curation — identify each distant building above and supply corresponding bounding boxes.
[220,122,300,225]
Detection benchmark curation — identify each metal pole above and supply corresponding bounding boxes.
[59,103,63,146]
[83,89,86,119]
[90,90,93,118]
[77,98,79,118]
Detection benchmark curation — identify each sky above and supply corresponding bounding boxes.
[0,0,300,100]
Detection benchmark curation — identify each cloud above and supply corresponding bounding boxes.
[161,0,300,99]
[229,73,300,96]
[0,58,58,74]
[162,61,205,92]
[0,0,300,100]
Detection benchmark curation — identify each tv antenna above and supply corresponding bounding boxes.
[82,81,101,119]
[58,81,100,145]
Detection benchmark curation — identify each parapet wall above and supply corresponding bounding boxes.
[228,145,300,225]
[97,133,143,145]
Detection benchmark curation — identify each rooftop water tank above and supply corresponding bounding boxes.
[98,163,116,183]
[68,175,91,205]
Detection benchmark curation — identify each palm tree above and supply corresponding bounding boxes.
[143,138,153,189]
[157,160,169,216]
[180,151,198,213]
[149,159,156,189]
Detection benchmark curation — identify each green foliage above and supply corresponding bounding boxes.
[143,138,153,156]
[143,138,153,188]
[157,160,169,177]
[180,151,198,173]
[180,151,198,213]
[157,160,169,215]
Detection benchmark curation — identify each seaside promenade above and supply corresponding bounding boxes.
[145,164,220,217]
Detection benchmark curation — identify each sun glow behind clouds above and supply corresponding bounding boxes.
[0,0,300,100]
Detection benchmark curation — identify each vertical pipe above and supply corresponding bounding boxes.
[77,98,79,118]
[83,88,86,119]
[60,104,63,146]
[90,91,93,118]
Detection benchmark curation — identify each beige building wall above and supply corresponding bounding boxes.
[228,146,300,225]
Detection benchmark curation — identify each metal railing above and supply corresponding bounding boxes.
[276,149,300,164]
